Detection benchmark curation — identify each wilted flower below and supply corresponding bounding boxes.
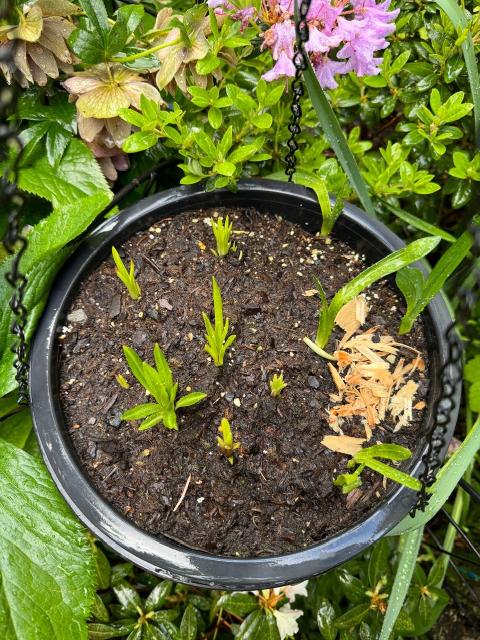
[251,581,308,640]
[153,6,210,94]
[63,65,162,181]
[0,0,80,87]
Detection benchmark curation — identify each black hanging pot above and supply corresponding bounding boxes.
[30,179,460,590]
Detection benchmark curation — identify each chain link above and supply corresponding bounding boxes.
[1,0,30,404]
[411,222,480,515]
[284,0,312,182]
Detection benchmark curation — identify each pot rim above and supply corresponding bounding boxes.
[30,179,460,589]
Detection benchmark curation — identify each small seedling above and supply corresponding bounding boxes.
[121,343,206,430]
[305,236,440,352]
[202,276,236,366]
[270,372,287,397]
[333,443,421,494]
[112,246,141,300]
[210,215,236,257]
[116,374,130,389]
[217,417,240,464]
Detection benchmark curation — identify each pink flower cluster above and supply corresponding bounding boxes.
[209,0,399,88]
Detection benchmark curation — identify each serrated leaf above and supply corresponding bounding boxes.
[18,139,111,207]
[0,439,95,639]
[0,191,110,396]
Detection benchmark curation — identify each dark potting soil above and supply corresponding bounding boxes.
[59,207,430,557]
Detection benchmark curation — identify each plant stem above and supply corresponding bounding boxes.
[111,39,182,63]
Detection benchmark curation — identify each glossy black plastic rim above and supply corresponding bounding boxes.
[30,179,460,589]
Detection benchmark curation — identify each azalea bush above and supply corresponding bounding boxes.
[0,0,480,639]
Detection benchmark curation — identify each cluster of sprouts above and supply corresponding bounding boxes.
[110,213,437,485]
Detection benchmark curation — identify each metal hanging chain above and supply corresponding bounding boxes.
[411,221,480,515]
[284,0,312,182]
[1,0,30,405]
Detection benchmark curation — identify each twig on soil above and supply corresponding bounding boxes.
[173,473,192,512]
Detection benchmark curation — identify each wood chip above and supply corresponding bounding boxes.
[302,289,318,297]
[328,362,345,391]
[390,380,418,431]
[321,435,366,455]
[334,295,369,333]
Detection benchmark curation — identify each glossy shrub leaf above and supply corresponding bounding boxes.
[397,230,472,333]
[304,58,376,218]
[0,439,95,639]
[235,610,266,639]
[113,580,142,615]
[317,599,337,640]
[334,604,370,630]
[179,604,197,640]
[87,622,136,640]
[378,527,423,640]
[433,0,480,145]
[216,592,259,617]
[145,581,174,612]
[367,539,390,586]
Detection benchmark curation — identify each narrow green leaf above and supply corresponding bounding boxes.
[389,414,480,535]
[304,58,376,217]
[179,604,197,640]
[382,201,456,242]
[433,0,480,146]
[175,392,207,409]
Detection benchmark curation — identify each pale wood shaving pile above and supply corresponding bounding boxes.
[321,296,426,454]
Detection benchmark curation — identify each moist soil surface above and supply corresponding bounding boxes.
[59,207,430,557]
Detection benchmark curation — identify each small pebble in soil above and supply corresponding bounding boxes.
[67,308,87,324]
[308,376,320,389]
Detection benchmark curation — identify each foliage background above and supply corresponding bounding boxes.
[0,0,480,638]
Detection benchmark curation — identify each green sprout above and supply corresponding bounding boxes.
[210,215,236,257]
[270,372,287,397]
[116,374,130,389]
[334,444,422,494]
[217,417,240,464]
[202,276,236,366]
[121,343,206,431]
[112,246,141,300]
[304,236,440,353]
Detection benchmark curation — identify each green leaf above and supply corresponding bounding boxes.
[87,622,136,639]
[121,405,160,421]
[216,592,259,617]
[175,392,207,409]
[0,409,32,448]
[122,132,159,153]
[179,604,197,640]
[113,580,142,615]
[0,439,95,639]
[382,201,456,242]
[144,580,173,612]
[390,414,480,535]
[398,230,472,333]
[0,192,110,396]
[215,161,236,177]
[91,593,110,624]
[335,604,370,630]
[304,58,376,218]
[79,0,109,36]
[46,123,71,168]
[208,107,222,129]
[68,28,106,64]
[252,113,272,129]
[317,599,337,640]
[18,139,112,207]
[235,610,266,639]
[433,0,480,145]
[368,538,390,586]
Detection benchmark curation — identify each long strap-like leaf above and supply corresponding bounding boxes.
[378,527,424,640]
[389,414,480,535]
[434,0,480,147]
[303,59,376,218]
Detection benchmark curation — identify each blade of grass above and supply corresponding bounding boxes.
[389,414,480,536]
[303,58,376,218]
[434,0,480,146]
[382,200,456,243]
[378,527,424,640]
